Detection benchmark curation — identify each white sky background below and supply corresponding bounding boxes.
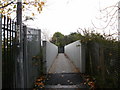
[24,0,119,40]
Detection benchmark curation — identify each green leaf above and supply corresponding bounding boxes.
[13,5,16,8]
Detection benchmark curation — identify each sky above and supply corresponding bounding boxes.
[24,0,119,40]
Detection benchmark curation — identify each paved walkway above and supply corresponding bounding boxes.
[48,53,79,73]
[44,53,88,89]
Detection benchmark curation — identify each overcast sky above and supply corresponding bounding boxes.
[24,0,119,40]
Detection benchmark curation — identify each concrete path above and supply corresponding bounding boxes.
[44,53,88,89]
[48,53,79,73]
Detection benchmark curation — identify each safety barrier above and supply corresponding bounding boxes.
[1,15,17,88]
[43,41,58,74]
[65,40,85,73]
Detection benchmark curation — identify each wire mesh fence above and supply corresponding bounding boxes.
[85,40,119,88]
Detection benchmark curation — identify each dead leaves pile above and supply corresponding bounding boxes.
[33,76,46,89]
[82,74,96,90]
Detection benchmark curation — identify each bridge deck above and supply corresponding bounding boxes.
[44,53,88,89]
[49,53,79,73]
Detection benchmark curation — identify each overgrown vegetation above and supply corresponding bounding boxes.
[82,30,119,88]
[51,30,119,88]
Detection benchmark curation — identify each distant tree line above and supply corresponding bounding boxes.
[50,32,82,47]
[50,29,118,47]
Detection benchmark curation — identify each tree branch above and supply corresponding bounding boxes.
[0,1,14,9]
[92,3,118,30]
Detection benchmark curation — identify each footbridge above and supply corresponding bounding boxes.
[1,15,119,89]
[0,15,87,89]
[42,40,87,89]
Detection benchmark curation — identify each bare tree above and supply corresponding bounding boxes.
[91,2,119,40]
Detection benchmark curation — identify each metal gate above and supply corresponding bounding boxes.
[1,15,18,88]
[23,26,41,88]
[0,14,42,88]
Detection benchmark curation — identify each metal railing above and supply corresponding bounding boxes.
[1,15,17,88]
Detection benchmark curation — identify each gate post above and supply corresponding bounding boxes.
[0,14,2,89]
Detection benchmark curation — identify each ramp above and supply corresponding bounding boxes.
[49,53,79,73]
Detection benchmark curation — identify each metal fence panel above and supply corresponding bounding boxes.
[43,41,58,74]
[2,15,17,88]
[23,27,41,88]
[65,40,86,73]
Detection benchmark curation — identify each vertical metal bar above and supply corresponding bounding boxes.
[12,21,14,45]
[11,21,15,87]
[13,22,16,88]
[3,15,6,88]
[15,22,17,40]
[10,18,13,87]
[10,19,12,62]
[6,17,9,56]
[0,14,2,90]
[6,16,9,88]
